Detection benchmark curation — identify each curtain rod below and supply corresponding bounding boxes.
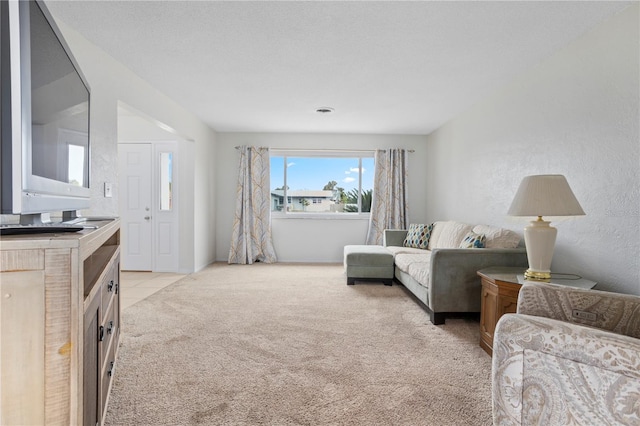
[234,146,415,153]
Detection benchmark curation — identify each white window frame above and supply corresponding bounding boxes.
[270,150,374,219]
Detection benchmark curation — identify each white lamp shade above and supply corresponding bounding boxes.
[508,174,584,281]
[508,175,585,217]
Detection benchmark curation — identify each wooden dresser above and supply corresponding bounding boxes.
[1,219,120,425]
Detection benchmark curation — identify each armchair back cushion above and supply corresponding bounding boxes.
[517,282,640,338]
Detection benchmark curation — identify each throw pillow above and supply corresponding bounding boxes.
[459,231,486,249]
[472,225,521,248]
[431,221,474,249]
[403,223,433,249]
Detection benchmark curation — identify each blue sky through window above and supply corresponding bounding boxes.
[271,157,374,192]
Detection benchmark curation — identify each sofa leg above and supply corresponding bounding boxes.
[431,312,446,325]
[347,277,355,285]
[383,279,392,286]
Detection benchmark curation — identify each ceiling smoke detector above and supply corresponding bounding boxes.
[316,107,335,114]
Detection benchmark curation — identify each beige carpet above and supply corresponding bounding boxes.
[104,263,493,425]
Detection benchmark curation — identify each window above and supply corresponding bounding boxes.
[159,152,173,211]
[67,144,85,187]
[270,152,374,215]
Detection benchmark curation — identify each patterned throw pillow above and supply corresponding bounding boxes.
[459,231,486,249]
[403,223,434,249]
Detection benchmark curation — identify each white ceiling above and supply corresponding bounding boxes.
[46,1,633,135]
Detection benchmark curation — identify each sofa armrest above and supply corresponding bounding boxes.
[492,313,640,425]
[429,248,528,313]
[517,282,640,339]
[383,229,407,247]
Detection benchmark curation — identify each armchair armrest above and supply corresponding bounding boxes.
[383,229,407,247]
[517,282,640,338]
[493,313,640,426]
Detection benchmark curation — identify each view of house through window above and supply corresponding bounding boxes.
[271,153,375,214]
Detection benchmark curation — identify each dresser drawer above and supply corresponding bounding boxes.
[100,264,117,312]
[100,294,118,364]
[100,332,118,419]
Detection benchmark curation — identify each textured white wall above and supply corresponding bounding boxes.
[215,133,429,263]
[117,112,181,142]
[425,5,639,294]
[53,21,218,272]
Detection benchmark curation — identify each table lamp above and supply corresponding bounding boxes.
[508,175,585,282]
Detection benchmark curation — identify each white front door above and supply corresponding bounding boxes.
[119,144,153,270]
[118,142,180,272]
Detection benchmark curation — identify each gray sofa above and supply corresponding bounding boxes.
[384,221,528,325]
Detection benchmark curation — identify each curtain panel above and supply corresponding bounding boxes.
[366,148,409,245]
[228,146,278,264]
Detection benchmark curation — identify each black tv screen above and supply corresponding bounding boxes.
[29,0,90,189]
[1,0,91,219]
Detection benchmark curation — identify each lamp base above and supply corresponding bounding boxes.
[524,269,551,282]
[523,217,556,283]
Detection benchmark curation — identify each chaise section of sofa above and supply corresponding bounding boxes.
[384,221,528,325]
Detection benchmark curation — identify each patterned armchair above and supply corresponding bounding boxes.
[492,281,640,425]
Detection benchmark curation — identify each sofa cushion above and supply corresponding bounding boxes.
[472,225,521,249]
[407,261,431,288]
[459,231,486,248]
[428,221,474,249]
[427,221,445,248]
[403,223,433,249]
[394,252,432,281]
[344,245,394,266]
[386,246,428,256]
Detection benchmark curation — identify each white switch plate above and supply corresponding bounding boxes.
[104,182,113,198]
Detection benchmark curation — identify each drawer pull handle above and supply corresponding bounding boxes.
[107,280,114,292]
[107,320,114,335]
[115,281,119,295]
[99,325,105,342]
[107,361,115,377]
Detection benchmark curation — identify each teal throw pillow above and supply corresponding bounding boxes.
[403,223,433,249]
[459,231,486,249]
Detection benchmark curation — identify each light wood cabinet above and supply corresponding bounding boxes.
[1,220,120,425]
[83,244,120,426]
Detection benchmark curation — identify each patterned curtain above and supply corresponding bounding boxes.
[366,148,408,245]
[228,146,278,264]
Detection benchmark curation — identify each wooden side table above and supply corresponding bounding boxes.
[477,266,596,356]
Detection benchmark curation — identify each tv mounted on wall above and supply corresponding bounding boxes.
[1,0,91,225]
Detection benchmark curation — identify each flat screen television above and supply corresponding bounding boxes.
[1,0,90,225]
